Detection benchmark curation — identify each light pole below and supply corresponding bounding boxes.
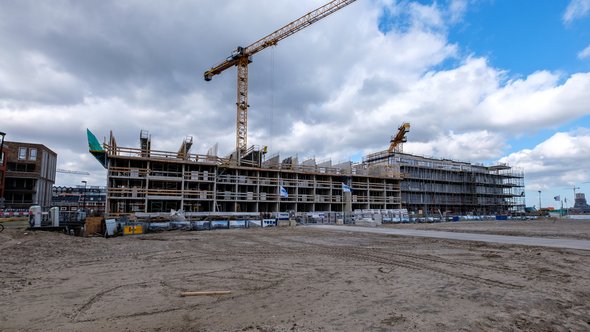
[81,180,87,212]
[538,190,541,211]
[0,131,5,161]
[561,198,564,218]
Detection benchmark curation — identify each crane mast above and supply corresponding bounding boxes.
[204,0,357,160]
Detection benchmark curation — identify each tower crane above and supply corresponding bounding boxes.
[388,122,411,154]
[204,0,358,160]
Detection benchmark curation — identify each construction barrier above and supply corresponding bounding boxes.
[0,211,31,218]
[123,225,144,235]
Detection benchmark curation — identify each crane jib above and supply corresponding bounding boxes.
[244,0,357,56]
[202,0,358,157]
[203,0,357,82]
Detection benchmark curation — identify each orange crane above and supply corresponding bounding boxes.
[388,122,410,153]
[204,0,358,160]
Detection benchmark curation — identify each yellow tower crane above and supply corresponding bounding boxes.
[388,122,410,154]
[204,0,358,160]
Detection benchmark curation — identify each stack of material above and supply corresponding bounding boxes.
[354,218,380,227]
[368,164,400,178]
[85,217,103,236]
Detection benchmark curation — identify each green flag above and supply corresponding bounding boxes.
[86,129,108,168]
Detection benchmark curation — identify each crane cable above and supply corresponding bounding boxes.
[270,45,276,151]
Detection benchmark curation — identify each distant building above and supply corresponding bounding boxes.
[570,192,590,214]
[2,141,57,209]
[364,151,526,215]
[52,185,106,215]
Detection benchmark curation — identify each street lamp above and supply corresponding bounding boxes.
[538,190,541,211]
[81,180,87,212]
[0,131,5,163]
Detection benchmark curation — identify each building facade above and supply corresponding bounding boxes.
[94,132,402,217]
[0,139,6,208]
[365,151,525,215]
[3,141,57,209]
[570,192,590,214]
[92,130,525,217]
[52,185,107,215]
[106,154,402,216]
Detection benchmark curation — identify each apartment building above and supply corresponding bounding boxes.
[365,151,525,215]
[2,141,57,209]
[0,132,6,208]
[52,185,107,215]
[89,131,402,216]
[90,130,524,217]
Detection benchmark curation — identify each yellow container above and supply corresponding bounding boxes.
[123,225,144,235]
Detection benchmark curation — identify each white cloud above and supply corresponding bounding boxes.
[407,2,445,30]
[578,44,590,59]
[405,130,507,161]
[1,0,590,190]
[563,0,590,24]
[448,0,468,23]
[500,130,590,190]
[281,54,590,162]
[476,71,590,131]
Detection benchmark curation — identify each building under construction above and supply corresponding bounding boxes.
[75,1,510,219]
[364,151,525,215]
[91,131,402,217]
[88,130,524,217]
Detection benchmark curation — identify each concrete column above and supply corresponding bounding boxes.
[344,191,352,213]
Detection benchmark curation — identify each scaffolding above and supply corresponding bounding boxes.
[364,151,525,215]
[103,133,402,217]
[94,131,525,217]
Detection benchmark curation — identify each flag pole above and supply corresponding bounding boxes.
[561,199,563,218]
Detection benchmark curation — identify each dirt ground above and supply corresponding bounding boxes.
[1,219,589,331]
[385,218,590,240]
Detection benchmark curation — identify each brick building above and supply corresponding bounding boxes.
[2,141,57,209]
[0,132,6,208]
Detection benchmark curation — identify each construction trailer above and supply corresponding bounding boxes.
[96,132,402,217]
[364,151,526,215]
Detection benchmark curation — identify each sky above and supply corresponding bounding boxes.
[1,0,590,209]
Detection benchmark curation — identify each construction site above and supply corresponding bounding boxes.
[78,0,524,220]
[2,1,589,331]
[91,127,524,219]
[95,130,402,216]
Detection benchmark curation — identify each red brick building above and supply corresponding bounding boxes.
[0,133,6,208]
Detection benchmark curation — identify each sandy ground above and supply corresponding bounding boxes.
[384,218,590,240]
[1,219,589,331]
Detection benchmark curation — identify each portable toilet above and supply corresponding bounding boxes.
[29,205,42,228]
[50,207,60,227]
